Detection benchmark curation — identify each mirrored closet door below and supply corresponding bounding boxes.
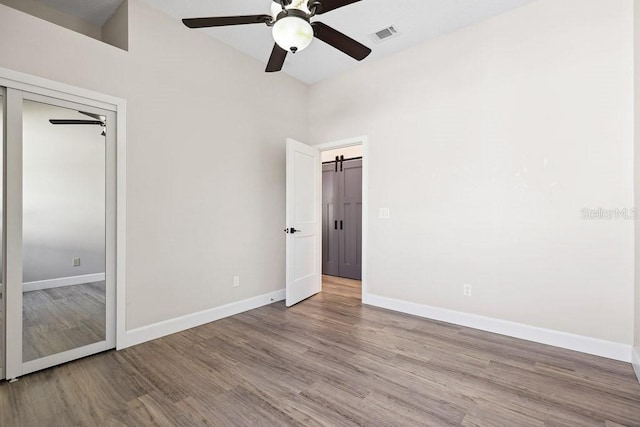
[2,88,116,379]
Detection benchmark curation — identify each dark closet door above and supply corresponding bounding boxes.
[322,163,339,276]
[337,159,362,280]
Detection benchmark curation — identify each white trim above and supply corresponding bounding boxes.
[123,289,286,349]
[632,347,640,384]
[0,67,122,111]
[4,87,24,380]
[22,341,108,376]
[314,136,369,298]
[22,273,106,293]
[364,293,633,363]
[115,101,127,350]
[0,85,4,381]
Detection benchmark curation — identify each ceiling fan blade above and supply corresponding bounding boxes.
[311,22,371,61]
[309,0,361,15]
[49,119,104,125]
[79,111,105,121]
[182,15,272,29]
[266,44,288,73]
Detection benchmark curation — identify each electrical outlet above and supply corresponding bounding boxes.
[72,257,81,267]
[233,276,240,287]
[379,208,391,219]
[463,284,472,297]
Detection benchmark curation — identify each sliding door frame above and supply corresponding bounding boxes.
[0,86,8,380]
[3,87,23,380]
[0,68,127,380]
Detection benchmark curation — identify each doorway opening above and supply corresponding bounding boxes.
[316,137,367,303]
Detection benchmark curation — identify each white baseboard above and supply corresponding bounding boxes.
[22,273,106,292]
[363,293,632,363]
[123,289,285,349]
[632,347,640,385]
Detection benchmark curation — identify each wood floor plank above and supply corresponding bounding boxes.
[1,274,639,426]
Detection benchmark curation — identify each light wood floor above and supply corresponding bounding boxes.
[1,275,639,426]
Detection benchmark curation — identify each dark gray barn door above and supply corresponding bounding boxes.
[322,163,339,276]
[322,158,362,280]
[338,159,362,280]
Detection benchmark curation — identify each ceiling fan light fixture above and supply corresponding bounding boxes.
[272,15,313,53]
[183,0,370,73]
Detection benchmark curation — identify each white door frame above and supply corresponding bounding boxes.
[313,136,369,301]
[0,67,127,379]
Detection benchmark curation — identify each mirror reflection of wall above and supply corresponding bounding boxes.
[20,101,105,283]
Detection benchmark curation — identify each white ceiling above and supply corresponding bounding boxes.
[142,0,537,84]
[37,0,124,26]
[36,0,538,82]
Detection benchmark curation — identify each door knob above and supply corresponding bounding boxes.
[285,227,301,234]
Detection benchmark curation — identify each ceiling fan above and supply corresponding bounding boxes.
[182,0,371,72]
[49,111,107,136]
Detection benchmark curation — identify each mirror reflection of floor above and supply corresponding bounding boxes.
[22,281,105,362]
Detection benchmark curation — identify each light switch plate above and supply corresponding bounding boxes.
[379,208,391,219]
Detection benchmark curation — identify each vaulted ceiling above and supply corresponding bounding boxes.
[32,0,538,84]
[142,0,537,83]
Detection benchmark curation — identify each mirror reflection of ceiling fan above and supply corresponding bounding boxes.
[182,0,371,72]
[49,111,107,136]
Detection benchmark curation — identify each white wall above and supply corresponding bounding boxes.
[21,101,106,282]
[0,0,308,329]
[0,0,102,40]
[102,0,128,51]
[321,145,363,163]
[0,0,128,50]
[309,0,635,345]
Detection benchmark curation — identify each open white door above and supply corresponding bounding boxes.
[285,138,321,307]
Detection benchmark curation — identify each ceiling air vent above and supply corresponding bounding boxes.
[369,25,400,43]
